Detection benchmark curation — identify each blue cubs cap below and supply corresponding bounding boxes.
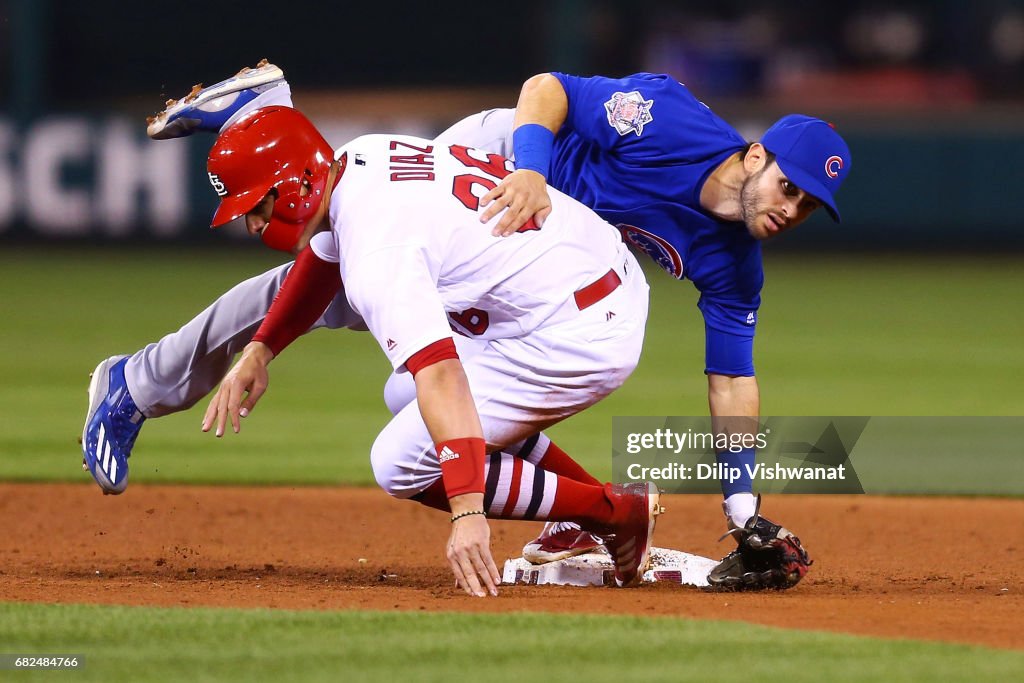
[760,114,851,222]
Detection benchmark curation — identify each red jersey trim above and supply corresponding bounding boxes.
[405,337,459,376]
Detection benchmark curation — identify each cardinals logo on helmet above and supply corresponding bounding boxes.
[208,172,228,197]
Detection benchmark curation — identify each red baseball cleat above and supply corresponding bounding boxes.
[522,522,603,565]
[599,482,663,587]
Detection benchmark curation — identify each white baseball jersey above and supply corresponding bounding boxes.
[309,134,633,371]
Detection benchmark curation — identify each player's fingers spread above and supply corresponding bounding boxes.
[212,395,226,437]
[217,390,233,438]
[493,210,515,236]
[470,547,499,597]
[492,203,524,236]
[447,541,478,594]
[231,384,248,434]
[449,542,484,597]
[480,195,509,224]
[448,561,466,590]
[509,212,529,235]
[480,185,502,207]
[483,547,501,589]
[241,382,266,417]
[239,397,255,418]
[201,392,219,432]
[206,389,223,435]
[459,555,485,597]
[222,383,238,434]
[452,556,479,597]
[535,206,552,228]
[239,395,254,419]
[447,555,471,596]
[200,390,219,431]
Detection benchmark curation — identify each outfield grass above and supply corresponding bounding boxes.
[1,602,1020,683]
[1,247,1021,485]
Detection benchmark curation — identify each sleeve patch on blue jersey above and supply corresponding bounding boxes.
[618,224,685,279]
[604,91,654,136]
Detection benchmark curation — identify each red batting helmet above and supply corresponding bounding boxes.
[207,106,335,251]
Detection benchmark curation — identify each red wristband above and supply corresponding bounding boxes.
[436,437,486,498]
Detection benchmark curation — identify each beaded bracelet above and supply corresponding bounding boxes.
[450,510,486,523]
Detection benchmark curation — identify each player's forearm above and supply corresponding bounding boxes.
[415,359,486,506]
[707,373,760,418]
[707,374,760,503]
[513,74,568,134]
[414,359,484,443]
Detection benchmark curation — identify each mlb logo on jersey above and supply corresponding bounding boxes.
[604,91,654,136]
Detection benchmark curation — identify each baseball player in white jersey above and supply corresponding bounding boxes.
[194,106,657,595]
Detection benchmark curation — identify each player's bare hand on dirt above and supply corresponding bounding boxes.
[446,513,500,597]
[479,169,552,237]
[202,342,274,437]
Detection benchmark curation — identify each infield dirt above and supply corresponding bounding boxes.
[1,484,1020,650]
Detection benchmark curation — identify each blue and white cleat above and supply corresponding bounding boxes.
[81,356,145,495]
[146,59,285,140]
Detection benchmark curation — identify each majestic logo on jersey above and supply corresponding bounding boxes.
[825,155,844,178]
[604,91,654,137]
[386,338,397,351]
[617,224,684,279]
[207,172,228,197]
[746,312,756,325]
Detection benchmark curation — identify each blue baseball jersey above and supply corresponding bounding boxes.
[547,72,760,376]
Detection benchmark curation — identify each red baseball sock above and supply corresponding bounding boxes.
[546,480,620,531]
[535,440,601,486]
[409,452,617,530]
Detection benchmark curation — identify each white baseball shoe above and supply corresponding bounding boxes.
[146,59,286,140]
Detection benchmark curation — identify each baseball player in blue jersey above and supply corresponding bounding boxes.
[85,61,844,589]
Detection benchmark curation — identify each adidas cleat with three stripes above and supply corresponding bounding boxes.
[81,356,145,494]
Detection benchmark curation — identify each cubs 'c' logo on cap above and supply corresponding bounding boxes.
[604,91,654,137]
[825,155,844,179]
[208,171,228,197]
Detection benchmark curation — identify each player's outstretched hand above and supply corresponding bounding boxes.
[201,342,274,437]
[479,169,552,237]
[446,513,501,598]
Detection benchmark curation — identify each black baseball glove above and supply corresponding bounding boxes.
[707,502,812,591]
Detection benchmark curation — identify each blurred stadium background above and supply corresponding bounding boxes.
[4,0,1024,249]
